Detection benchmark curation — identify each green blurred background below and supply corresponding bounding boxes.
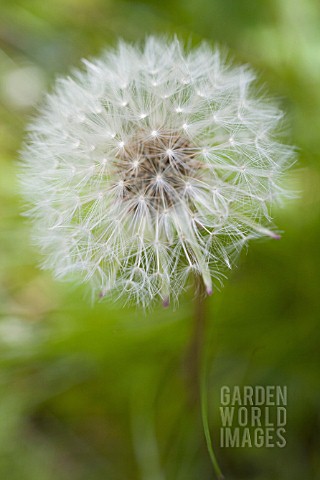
[0,0,319,478]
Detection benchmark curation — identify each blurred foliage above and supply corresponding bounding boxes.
[0,0,320,479]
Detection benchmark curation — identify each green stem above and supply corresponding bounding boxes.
[200,357,224,480]
[195,279,224,480]
[185,278,224,479]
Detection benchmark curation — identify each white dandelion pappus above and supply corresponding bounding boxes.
[20,37,294,307]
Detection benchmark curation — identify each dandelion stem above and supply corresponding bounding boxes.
[186,278,206,404]
[187,278,224,479]
[201,354,224,480]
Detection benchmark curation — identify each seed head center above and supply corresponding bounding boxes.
[115,130,200,209]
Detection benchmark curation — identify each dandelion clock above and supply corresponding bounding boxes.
[20,37,294,307]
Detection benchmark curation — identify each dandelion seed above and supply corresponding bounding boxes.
[20,37,294,307]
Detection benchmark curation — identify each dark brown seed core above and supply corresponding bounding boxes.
[115,130,201,209]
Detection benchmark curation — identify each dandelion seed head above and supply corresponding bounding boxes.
[20,37,294,307]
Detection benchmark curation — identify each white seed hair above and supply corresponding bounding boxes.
[20,37,294,307]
